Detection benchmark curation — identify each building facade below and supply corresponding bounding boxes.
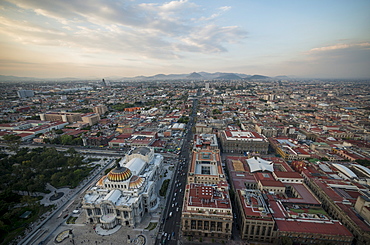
[93,105,108,116]
[81,113,100,126]
[220,126,269,154]
[181,183,233,239]
[181,133,233,240]
[82,147,164,229]
[236,189,275,242]
[39,112,82,123]
[17,90,34,98]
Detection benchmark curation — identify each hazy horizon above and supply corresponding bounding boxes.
[1,0,369,79]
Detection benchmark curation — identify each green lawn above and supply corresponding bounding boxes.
[145,222,157,231]
[307,209,328,215]
[289,208,327,215]
[66,216,78,224]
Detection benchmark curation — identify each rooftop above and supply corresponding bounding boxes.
[185,183,232,211]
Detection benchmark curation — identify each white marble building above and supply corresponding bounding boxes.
[82,147,164,229]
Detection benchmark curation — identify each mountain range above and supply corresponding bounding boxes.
[114,72,284,81]
[0,72,289,82]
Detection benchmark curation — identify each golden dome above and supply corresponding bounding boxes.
[97,175,107,187]
[107,167,132,182]
[129,175,145,189]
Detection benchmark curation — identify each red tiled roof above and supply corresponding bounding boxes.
[274,171,303,179]
[276,219,353,236]
[281,184,320,205]
[260,179,285,187]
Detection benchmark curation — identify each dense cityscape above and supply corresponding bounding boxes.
[0,77,369,245]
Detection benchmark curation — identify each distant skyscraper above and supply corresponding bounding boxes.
[17,90,34,98]
[205,82,210,91]
[102,78,110,87]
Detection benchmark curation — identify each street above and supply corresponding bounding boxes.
[156,98,197,245]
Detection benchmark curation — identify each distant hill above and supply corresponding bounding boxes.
[275,75,289,79]
[145,73,186,80]
[215,73,242,80]
[187,72,202,78]
[248,75,270,80]
[197,72,249,79]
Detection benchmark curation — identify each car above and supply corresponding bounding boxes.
[176,207,179,212]
[172,204,174,207]
[169,212,172,218]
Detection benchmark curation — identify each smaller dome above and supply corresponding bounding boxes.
[107,167,132,182]
[129,175,145,189]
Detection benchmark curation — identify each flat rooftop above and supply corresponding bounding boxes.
[185,183,232,211]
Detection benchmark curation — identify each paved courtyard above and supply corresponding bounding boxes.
[49,210,160,245]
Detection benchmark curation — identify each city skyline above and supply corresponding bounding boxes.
[0,0,369,79]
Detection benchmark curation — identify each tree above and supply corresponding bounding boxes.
[61,135,73,145]
[356,159,370,167]
[54,129,64,134]
[212,109,221,114]
[67,148,77,155]
[178,116,189,124]
[3,134,21,152]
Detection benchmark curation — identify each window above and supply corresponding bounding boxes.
[191,220,196,229]
[204,221,209,230]
[197,220,203,229]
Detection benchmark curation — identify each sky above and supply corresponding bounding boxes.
[0,0,369,79]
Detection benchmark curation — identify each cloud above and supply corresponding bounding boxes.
[1,0,246,59]
[295,42,370,78]
[179,25,246,53]
[308,42,370,53]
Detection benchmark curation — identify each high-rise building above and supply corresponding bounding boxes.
[81,113,100,126]
[93,105,108,116]
[102,78,110,87]
[17,90,34,98]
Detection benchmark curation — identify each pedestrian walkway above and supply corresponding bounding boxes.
[39,186,72,206]
[47,206,161,245]
[95,224,122,235]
